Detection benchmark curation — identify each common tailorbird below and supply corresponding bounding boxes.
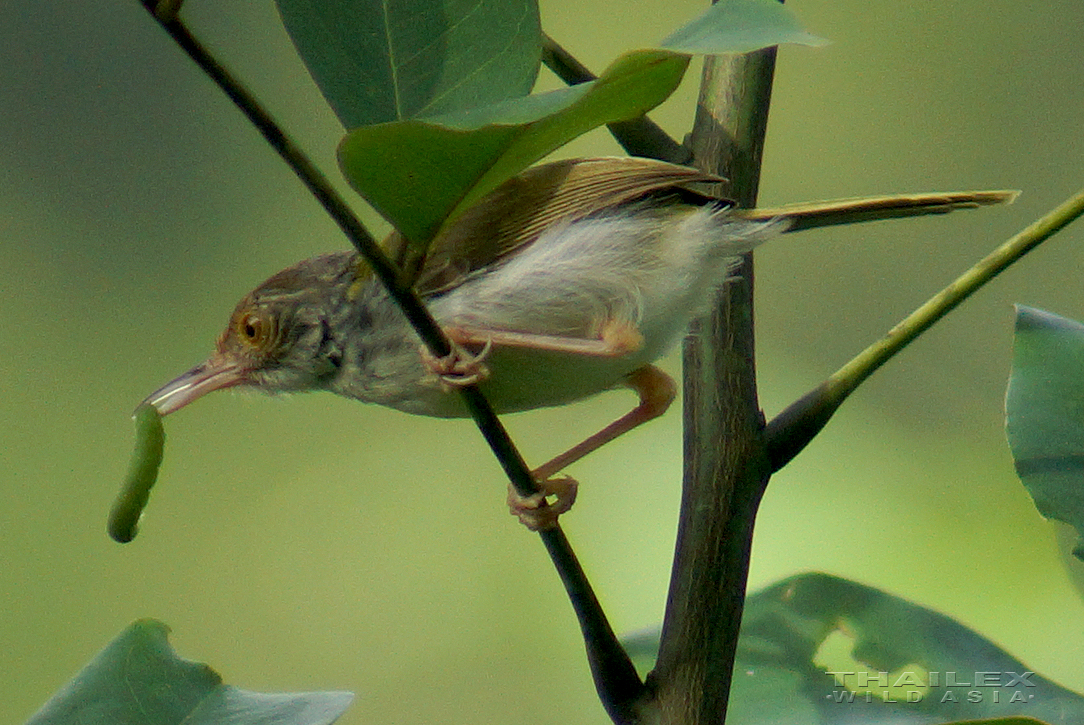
[142,156,1015,529]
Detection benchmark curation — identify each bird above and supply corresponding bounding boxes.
[142,156,1015,529]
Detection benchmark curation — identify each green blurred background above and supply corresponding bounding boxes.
[4,0,1084,722]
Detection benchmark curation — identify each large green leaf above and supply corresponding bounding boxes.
[1005,305,1084,559]
[660,0,826,53]
[274,0,541,128]
[339,50,689,246]
[624,573,1080,725]
[338,0,825,248]
[25,620,353,725]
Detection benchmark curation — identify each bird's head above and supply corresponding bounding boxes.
[143,252,361,415]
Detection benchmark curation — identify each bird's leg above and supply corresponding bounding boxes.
[420,319,642,390]
[444,319,644,357]
[533,364,677,478]
[511,364,677,531]
[420,338,493,389]
[423,320,672,530]
[506,475,579,532]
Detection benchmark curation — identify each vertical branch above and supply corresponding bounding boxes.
[648,48,778,725]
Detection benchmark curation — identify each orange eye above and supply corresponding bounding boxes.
[236,311,275,348]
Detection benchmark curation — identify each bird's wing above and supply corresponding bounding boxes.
[410,156,728,296]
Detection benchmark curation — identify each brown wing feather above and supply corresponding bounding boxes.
[734,190,1019,231]
[397,157,1018,295]
[412,157,728,296]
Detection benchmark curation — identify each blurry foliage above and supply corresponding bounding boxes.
[7,0,1084,724]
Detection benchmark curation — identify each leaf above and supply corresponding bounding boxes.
[338,50,689,246]
[1005,305,1084,559]
[274,0,541,128]
[626,573,1081,725]
[660,0,827,54]
[25,620,353,725]
[336,0,827,247]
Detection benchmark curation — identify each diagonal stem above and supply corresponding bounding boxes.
[766,186,1084,471]
[136,4,643,718]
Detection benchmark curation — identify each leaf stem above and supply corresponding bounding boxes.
[137,5,642,715]
[541,34,692,165]
[766,186,1084,471]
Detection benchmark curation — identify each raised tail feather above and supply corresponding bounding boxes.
[734,190,1020,232]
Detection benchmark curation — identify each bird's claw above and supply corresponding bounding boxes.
[421,339,493,389]
[507,475,579,531]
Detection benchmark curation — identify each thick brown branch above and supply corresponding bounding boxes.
[646,47,778,725]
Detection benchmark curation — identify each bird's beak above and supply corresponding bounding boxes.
[140,356,246,416]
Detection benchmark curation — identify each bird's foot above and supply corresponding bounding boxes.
[421,339,493,389]
[507,475,578,531]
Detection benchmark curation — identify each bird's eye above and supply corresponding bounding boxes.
[236,311,275,349]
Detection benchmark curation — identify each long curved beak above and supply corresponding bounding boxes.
[140,357,246,416]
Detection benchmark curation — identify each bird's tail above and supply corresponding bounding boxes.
[732,190,1019,232]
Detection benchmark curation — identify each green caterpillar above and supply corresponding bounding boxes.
[108,404,165,543]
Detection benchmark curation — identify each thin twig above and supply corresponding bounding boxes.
[137,5,643,717]
[150,13,440,355]
[766,187,1084,471]
[542,34,692,165]
[153,0,183,22]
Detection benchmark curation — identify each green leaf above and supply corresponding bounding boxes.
[626,573,1082,725]
[274,0,541,128]
[661,0,827,54]
[338,50,689,246]
[1005,305,1084,559]
[25,620,353,725]
[332,0,826,246]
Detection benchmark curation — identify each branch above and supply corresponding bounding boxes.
[542,34,692,165]
[647,47,778,725]
[766,186,1084,471]
[136,3,642,717]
